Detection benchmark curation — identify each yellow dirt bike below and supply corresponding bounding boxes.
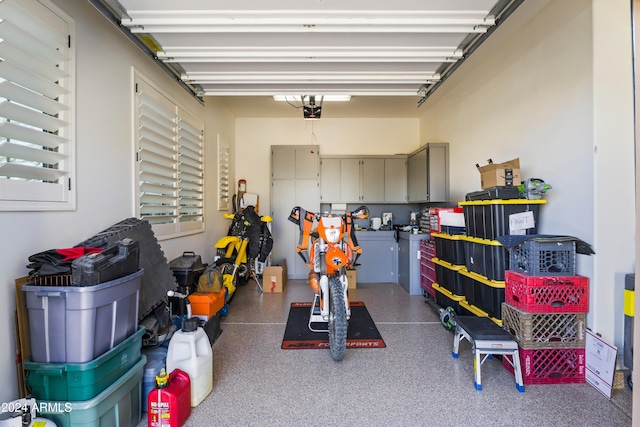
[214,205,273,297]
[288,205,369,360]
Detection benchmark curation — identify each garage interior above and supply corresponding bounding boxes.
[0,0,637,426]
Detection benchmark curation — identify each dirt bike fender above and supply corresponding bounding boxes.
[215,235,241,249]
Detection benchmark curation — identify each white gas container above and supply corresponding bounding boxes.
[166,317,213,407]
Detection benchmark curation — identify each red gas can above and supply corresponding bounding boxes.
[148,368,192,427]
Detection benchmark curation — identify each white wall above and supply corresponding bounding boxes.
[591,0,636,356]
[235,117,420,217]
[0,0,235,403]
[419,0,635,348]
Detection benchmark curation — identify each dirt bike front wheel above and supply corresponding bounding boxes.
[215,258,249,287]
[328,276,348,361]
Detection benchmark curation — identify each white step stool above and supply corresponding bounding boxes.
[452,316,525,392]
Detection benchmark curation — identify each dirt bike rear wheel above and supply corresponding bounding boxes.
[328,277,348,361]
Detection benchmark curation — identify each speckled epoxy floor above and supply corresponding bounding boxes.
[139,280,633,427]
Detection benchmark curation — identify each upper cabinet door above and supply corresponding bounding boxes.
[340,158,361,202]
[407,144,449,202]
[384,157,407,202]
[272,146,296,180]
[320,158,341,202]
[427,143,449,202]
[296,147,320,180]
[408,147,428,202]
[362,158,385,202]
[273,145,319,180]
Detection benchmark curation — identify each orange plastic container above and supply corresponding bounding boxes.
[188,291,224,319]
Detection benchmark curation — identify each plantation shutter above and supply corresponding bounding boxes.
[177,109,204,231]
[135,76,204,237]
[0,0,74,210]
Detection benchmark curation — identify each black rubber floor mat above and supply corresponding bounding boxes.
[282,301,385,350]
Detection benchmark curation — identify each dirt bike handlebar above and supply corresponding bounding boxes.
[352,205,370,220]
[288,205,369,223]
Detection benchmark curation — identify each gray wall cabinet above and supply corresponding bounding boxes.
[320,155,407,203]
[407,143,449,203]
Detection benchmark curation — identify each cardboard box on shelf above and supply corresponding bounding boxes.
[263,259,287,293]
[346,268,357,289]
[477,158,521,189]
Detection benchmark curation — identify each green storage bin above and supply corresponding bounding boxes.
[38,355,145,427]
[24,326,145,401]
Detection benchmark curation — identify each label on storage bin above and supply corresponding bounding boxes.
[509,211,535,235]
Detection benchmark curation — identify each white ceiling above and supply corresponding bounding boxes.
[93,0,523,118]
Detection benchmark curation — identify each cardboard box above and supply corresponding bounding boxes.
[477,158,521,189]
[263,259,287,293]
[346,268,357,289]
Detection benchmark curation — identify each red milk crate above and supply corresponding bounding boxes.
[505,270,589,313]
[502,346,586,384]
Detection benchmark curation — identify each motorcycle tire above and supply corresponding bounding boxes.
[215,258,236,295]
[328,277,348,361]
[237,264,250,286]
[215,258,249,287]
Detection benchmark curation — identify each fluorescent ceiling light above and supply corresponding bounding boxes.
[273,95,351,102]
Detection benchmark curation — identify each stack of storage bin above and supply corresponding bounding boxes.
[21,243,145,427]
[500,238,588,384]
[430,231,467,315]
[456,197,546,324]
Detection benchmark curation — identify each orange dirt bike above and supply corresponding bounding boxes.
[288,205,369,360]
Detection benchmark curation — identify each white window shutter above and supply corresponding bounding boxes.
[135,75,204,238]
[177,108,204,232]
[0,0,75,210]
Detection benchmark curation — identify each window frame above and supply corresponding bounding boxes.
[133,71,204,239]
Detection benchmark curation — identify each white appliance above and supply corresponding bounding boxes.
[370,217,382,230]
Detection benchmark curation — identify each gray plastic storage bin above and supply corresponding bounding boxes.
[23,269,143,363]
[38,356,145,427]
